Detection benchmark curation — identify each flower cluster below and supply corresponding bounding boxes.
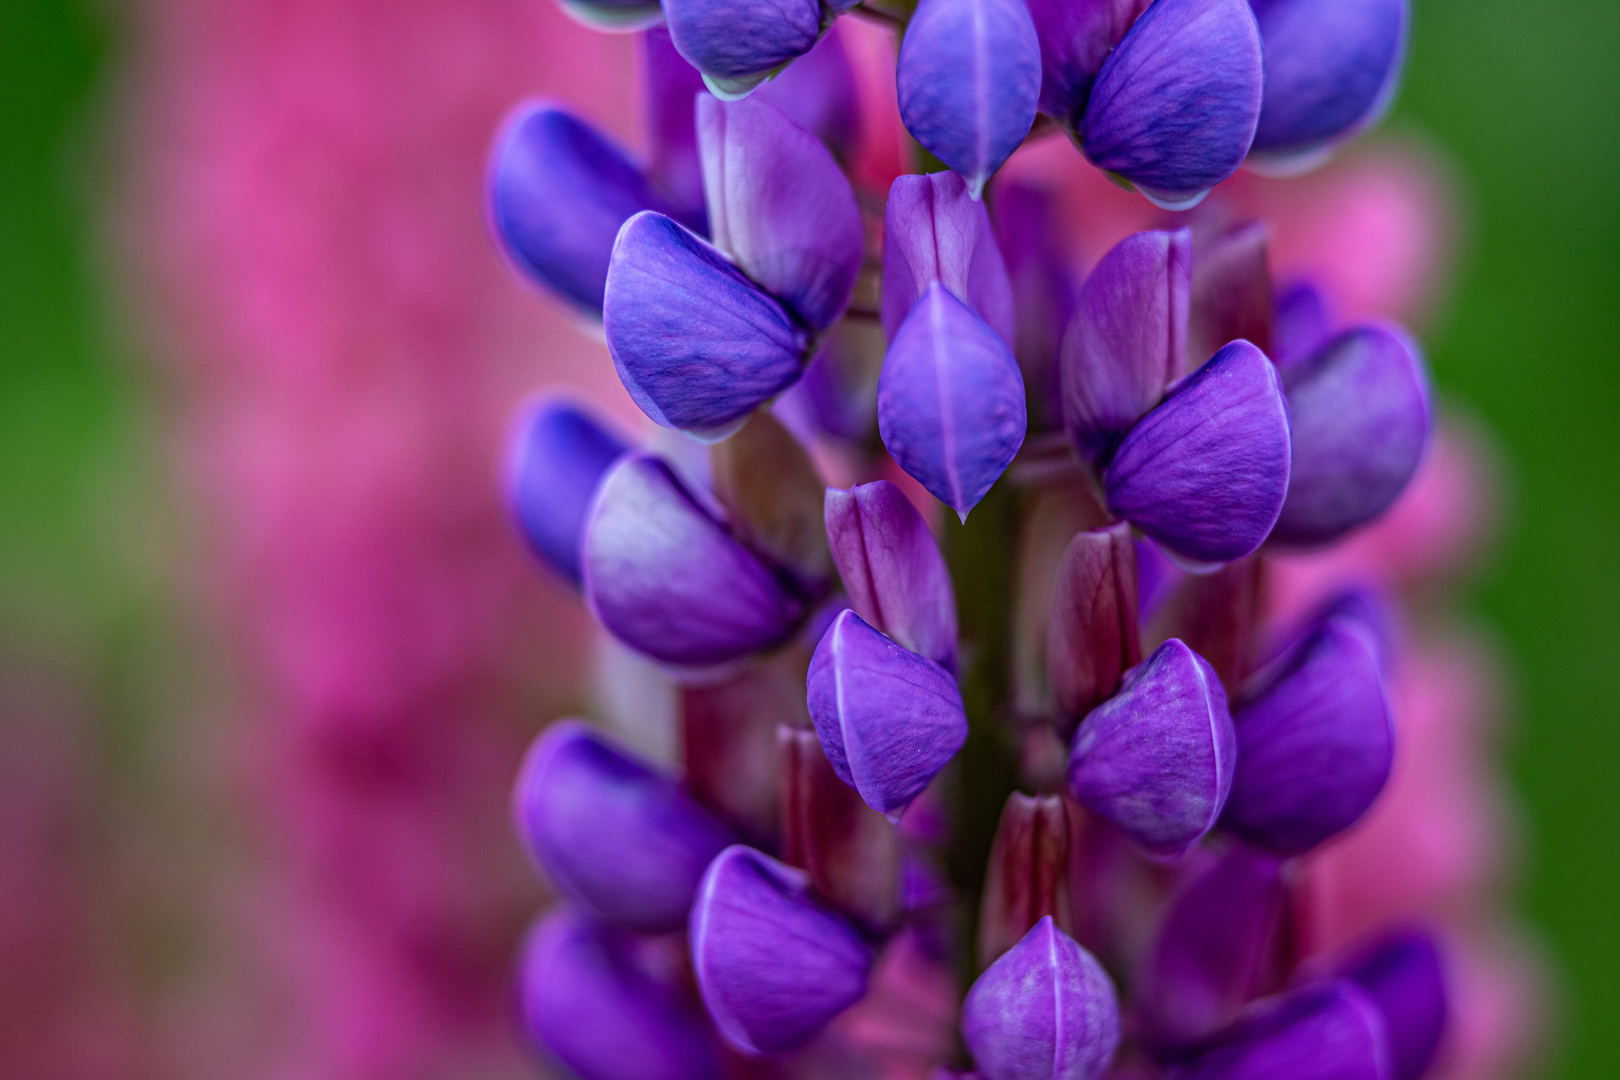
[485,2,1490,1079]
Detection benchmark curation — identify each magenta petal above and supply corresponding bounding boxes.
[1066,638,1235,859]
[698,94,862,331]
[882,171,1016,345]
[583,454,807,668]
[514,722,736,933]
[691,845,875,1054]
[1060,229,1191,463]
[878,283,1027,519]
[1169,979,1393,1080]
[1025,0,1151,122]
[825,480,959,672]
[1336,928,1449,1080]
[962,917,1121,1080]
[897,0,1042,197]
[1047,521,1141,729]
[806,609,968,817]
[1105,340,1291,567]
[519,906,720,1080]
[1273,324,1431,548]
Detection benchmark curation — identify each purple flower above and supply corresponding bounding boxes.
[1025,0,1150,123]
[882,171,1016,346]
[825,480,959,672]
[664,0,822,98]
[1271,279,1334,368]
[1081,0,1264,209]
[1047,521,1141,731]
[897,0,1042,198]
[513,721,736,933]
[691,845,876,1053]
[698,94,862,331]
[978,794,1079,967]
[583,453,808,667]
[962,916,1121,1080]
[1168,979,1392,1080]
[1336,928,1449,1080]
[1105,340,1292,568]
[806,608,969,818]
[1188,220,1273,367]
[1060,229,1191,464]
[505,399,628,585]
[1249,0,1408,166]
[879,283,1028,519]
[1224,615,1393,855]
[1067,638,1236,859]
[489,103,682,314]
[1272,324,1431,548]
[641,27,710,228]
[992,182,1078,430]
[519,906,720,1080]
[604,211,809,437]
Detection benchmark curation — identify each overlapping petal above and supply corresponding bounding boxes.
[882,171,1016,345]
[1047,521,1141,730]
[664,0,822,97]
[1025,0,1150,123]
[506,399,628,585]
[1168,979,1392,1080]
[1336,929,1449,1080]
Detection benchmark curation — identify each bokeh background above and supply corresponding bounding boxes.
[0,0,1614,1077]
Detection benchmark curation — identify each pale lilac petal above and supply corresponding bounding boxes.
[756,23,862,158]
[882,171,1016,345]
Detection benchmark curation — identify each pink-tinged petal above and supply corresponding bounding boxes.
[978,794,1081,967]
[755,22,863,158]
[882,171,1016,344]
[1047,521,1141,732]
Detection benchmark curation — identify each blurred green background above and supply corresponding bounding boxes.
[1,0,1615,1076]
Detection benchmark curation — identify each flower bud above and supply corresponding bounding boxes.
[583,453,807,668]
[1187,220,1272,366]
[1225,616,1393,855]
[1249,0,1408,166]
[710,410,833,596]
[1067,639,1235,859]
[1081,0,1263,209]
[1168,978,1391,1080]
[691,845,876,1053]
[1336,928,1448,1080]
[978,794,1080,967]
[807,609,969,818]
[515,721,737,932]
[825,480,958,672]
[604,212,808,438]
[1105,340,1291,568]
[1273,325,1431,548]
[664,0,822,98]
[992,182,1078,430]
[1060,229,1191,464]
[506,399,628,585]
[519,906,720,1080]
[1025,0,1150,123]
[879,283,1027,520]
[882,171,1016,346]
[698,94,862,331]
[489,104,677,314]
[1047,521,1142,732]
[1135,846,1289,1051]
[897,0,1042,198]
[962,917,1120,1080]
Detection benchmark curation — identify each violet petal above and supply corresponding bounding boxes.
[1066,639,1235,860]
[1025,0,1151,122]
[1169,979,1393,1080]
[583,453,807,667]
[691,845,875,1053]
[506,399,629,585]
[1336,928,1449,1080]
[882,171,1016,345]
[664,0,822,92]
[641,27,710,230]
[1105,340,1291,567]
[755,22,863,158]
[1271,279,1333,369]
[878,283,1027,520]
[806,609,968,817]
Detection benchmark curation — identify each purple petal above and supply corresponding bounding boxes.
[604,211,808,436]
[1135,533,1184,624]
[514,722,736,932]
[806,609,968,817]
[553,0,664,34]
[1188,220,1272,366]
[1066,638,1235,859]
[1047,521,1141,732]
[879,283,1027,520]
[1105,340,1291,567]
[978,794,1080,967]
[664,0,821,92]
[489,103,676,314]
[897,0,1042,198]
[506,399,629,585]
[1225,616,1393,855]
[1081,0,1263,207]
[1273,324,1431,548]
[962,917,1121,1080]
[824,480,959,672]
[882,171,1016,345]
[691,845,875,1053]
[1025,0,1151,122]
[1135,846,1288,1052]
[784,320,886,442]
[756,22,863,158]
[1271,279,1333,369]
[1169,979,1393,1080]
[698,94,863,331]
[1249,0,1408,160]
[583,453,808,667]
[992,182,1079,430]
[519,906,720,1080]
[641,27,710,229]
[1060,229,1191,463]
[1336,928,1449,1080]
